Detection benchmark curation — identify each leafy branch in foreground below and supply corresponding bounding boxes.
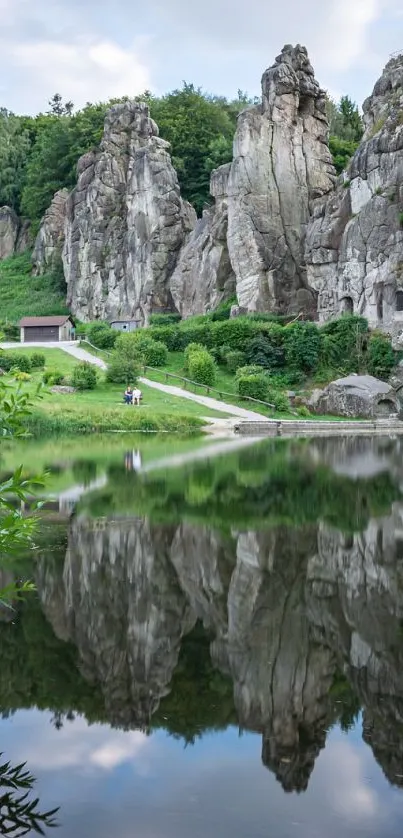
[0,755,58,837]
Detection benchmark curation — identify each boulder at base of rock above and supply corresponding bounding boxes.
[310,374,400,419]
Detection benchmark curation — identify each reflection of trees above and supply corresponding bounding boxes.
[79,441,402,534]
[0,754,58,837]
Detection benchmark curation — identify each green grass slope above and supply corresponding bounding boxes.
[0,252,69,324]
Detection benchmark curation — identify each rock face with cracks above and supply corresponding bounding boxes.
[305,52,403,346]
[0,206,30,260]
[63,102,196,324]
[32,189,69,275]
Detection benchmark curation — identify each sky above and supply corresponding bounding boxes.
[1,0,402,115]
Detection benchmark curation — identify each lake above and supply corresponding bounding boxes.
[2,433,403,837]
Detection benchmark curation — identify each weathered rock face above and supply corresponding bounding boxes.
[32,189,69,275]
[310,374,400,418]
[63,102,196,324]
[169,165,236,317]
[227,44,335,315]
[305,53,403,343]
[0,207,31,260]
[171,44,336,318]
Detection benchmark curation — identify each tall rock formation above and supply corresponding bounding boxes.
[171,44,336,317]
[32,189,69,275]
[63,102,196,323]
[305,52,403,344]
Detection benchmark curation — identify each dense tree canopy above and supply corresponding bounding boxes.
[0,88,363,226]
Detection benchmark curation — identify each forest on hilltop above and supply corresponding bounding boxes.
[0,87,363,228]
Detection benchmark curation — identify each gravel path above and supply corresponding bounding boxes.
[1,341,266,421]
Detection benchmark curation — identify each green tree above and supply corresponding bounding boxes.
[0,110,31,213]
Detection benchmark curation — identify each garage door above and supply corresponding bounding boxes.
[24,326,59,342]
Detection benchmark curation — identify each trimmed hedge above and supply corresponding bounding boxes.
[87,322,117,349]
[237,373,269,401]
[184,343,205,374]
[226,350,246,373]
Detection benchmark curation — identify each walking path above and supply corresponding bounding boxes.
[0,341,266,421]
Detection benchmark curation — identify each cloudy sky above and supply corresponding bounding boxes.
[1,0,402,114]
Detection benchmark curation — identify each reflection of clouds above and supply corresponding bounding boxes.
[9,713,151,774]
[323,740,378,818]
[1,713,403,838]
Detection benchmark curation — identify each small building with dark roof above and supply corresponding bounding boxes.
[109,319,140,333]
[19,315,75,343]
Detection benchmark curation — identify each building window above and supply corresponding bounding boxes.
[396,291,403,312]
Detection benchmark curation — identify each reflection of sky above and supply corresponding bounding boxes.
[2,712,403,837]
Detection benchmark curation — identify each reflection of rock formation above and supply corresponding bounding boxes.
[18,481,403,793]
[37,517,196,728]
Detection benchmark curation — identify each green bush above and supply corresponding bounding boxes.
[284,322,322,373]
[266,387,290,412]
[0,352,32,372]
[30,352,46,368]
[149,313,182,326]
[210,296,236,321]
[184,343,205,373]
[42,369,64,385]
[106,333,142,384]
[87,321,117,349]
[245,331,285,370]
[367,332,395,380]
[0,321,19,341]
[147,325,182,351]
[142,339,168,367]
[226,350,246,373]
[235,364,266,379]
[188,349,216,386]
[11,370,31,382]
[71,362,98,390]
[320,315,368,371]
[237,373,269,401]
[178,322,213,350]
[211,318,256,351]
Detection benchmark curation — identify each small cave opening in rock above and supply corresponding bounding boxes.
[341,296,354,315]
[377,289,384,322]
[376,399,396,417]
[297,94,311,117]
[396,290,403,312]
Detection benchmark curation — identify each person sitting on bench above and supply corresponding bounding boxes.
[124,386,133,404]
[132,387,142,406]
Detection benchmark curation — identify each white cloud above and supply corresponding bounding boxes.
[314,0,381,71]
[3,36,151,112]
[12,713,151,773]
[323,740,379,819]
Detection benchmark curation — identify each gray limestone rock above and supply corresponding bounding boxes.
[32,189,69,275]
[169,165,235,317]
[0,206,19,260]
[311,374,400,418]
[170,44,335,318]
[227,44,336,315]
[305,53,403,344]
[63,102,196,323]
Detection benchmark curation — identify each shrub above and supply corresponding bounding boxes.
[188,349,216,386]
[184,343,205,373]
[43,369,64,385]
[11,370,31,382]
[210,296,237,321]
[226,350,246,373]
[245,331,285,370]
[30,352,45,368]
[71,362,98,390]
[0,352,32,372]
[147,325,182,351]
[87,321,117,349]
[367,332,395,380]
[142,339,168,367]
[320,315,368,371]
[284,322,322,373]
[237,373,269,401]
[266,387,290,412]
[235,364,266,379]
[0,321,19,341]
[106,333,142,384]
[149,313,181,326]
[178,322,213,350]
[211,318,256,351]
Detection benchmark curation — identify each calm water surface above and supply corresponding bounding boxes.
[2,433,403,837]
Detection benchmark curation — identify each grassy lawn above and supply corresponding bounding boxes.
[0,253,68,322]
[4,348,227,427]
